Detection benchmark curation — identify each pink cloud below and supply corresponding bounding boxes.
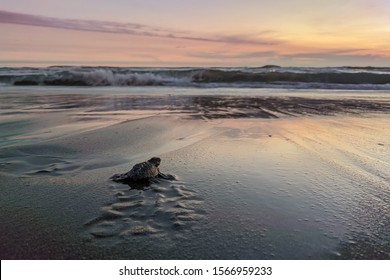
[0,10,281,46]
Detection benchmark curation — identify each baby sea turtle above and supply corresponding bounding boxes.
[111,157,174,184]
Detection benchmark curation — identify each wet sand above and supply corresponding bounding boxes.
[0,88,389,259]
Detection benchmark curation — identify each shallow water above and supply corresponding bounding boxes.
[0,87,389,259]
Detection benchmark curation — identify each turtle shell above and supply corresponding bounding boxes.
[126,161,159,181]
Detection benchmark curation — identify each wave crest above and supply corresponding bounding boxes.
[1,66,390,89]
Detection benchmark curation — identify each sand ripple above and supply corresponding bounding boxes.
[0,145,80,176]
[84,178,205,243]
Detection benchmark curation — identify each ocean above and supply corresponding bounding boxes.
[1,66,390,90]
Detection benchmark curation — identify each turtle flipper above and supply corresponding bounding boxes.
[158,172,176,180]
[110,173,130,183]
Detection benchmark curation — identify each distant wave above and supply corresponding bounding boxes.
[1,66,390,90]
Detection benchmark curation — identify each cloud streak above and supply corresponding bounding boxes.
[274,50,390,66]
[0,10,281,46]
[189,51,278,60]
[187,48,390,66]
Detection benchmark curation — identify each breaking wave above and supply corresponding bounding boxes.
[3,68,191,86]
[1,66,390,89]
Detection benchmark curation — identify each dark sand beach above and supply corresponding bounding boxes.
[1,87,389,259]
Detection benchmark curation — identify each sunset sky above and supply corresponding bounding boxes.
[1,0,390,67]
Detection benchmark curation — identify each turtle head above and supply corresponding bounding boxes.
[148,157,161,167]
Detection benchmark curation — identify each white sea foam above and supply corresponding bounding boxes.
[75,69,183,86]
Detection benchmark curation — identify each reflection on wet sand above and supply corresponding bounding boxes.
[329,231,390,259]
[1,88,389,259]
[2,91,390,120]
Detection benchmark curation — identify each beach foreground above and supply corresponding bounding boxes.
[0,88,389,259]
